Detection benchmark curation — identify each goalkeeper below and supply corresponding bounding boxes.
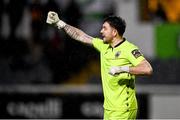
[46,11,153,119]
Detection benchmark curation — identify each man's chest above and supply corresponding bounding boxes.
[101,48,130,66]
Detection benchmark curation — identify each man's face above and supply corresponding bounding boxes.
[100,22,115,43]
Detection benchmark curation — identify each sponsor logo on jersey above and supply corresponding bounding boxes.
[132,49,142,58]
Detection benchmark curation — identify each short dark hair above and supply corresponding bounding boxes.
[103,16,126,36]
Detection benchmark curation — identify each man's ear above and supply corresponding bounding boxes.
[112,29,118,37]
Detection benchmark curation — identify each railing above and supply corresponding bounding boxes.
[0,84,179,94]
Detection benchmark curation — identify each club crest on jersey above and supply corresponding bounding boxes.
[115,51,121,58]
[132,49,142,58]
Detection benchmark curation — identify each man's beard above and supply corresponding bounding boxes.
[103,38,109,44]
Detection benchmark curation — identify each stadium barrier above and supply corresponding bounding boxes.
[0,84,179,119]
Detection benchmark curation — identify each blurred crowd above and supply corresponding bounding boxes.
[140,0,180,23]
[0,0,115,84]
[0,0,179,85]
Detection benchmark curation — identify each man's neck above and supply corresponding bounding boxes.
[110,37,124,48]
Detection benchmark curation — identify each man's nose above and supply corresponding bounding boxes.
[100,29,103,34]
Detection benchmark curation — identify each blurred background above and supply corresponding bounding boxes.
[0,0,180,119]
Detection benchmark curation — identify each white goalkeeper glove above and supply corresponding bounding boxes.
[109,66,129,76]
[46,11,66,29]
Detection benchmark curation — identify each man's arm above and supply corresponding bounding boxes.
[109,59,153,76]
[63,24,93,45]
[46,11,93,45]
[129,59,153,76]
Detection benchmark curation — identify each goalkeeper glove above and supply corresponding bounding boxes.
[46,11,66,29]
[109,66,129,76]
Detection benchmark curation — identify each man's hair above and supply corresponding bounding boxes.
[104,16,126,36]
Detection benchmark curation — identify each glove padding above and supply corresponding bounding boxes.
[109,66,129,76]
[46,11,66,29]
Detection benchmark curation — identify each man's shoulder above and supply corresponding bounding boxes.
[92,38,109,51]
[123,40,138,50]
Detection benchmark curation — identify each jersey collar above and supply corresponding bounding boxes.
[109,38,126,49]
[114,38,126,48]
